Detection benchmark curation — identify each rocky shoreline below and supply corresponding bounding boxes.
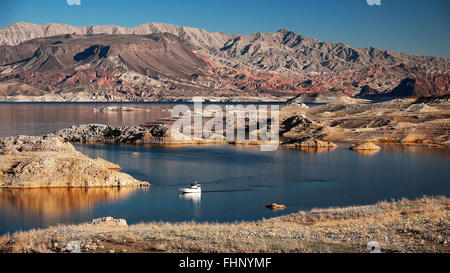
[0,135,149,188]
[50,124,227,145]
[43,96,450,150]
[280,96,450,148]
[1,196,448,253]
[0,95,448,189]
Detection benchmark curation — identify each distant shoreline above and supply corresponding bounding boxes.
[0,101,288,105]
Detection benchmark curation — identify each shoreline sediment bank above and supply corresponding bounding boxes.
[0,196,448,253]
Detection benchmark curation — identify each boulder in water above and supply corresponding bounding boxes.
[265,203,286,210]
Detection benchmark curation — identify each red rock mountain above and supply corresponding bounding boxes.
[0,22,448,101]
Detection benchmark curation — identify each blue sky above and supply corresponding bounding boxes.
[0,0,449,57]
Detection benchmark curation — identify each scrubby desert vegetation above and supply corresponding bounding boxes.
[1,196,448,253]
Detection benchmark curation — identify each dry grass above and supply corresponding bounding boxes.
[0,196,448,253]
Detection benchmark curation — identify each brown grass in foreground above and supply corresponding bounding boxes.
[0,196,448,253]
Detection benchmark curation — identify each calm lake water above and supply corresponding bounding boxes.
[0,103,449,234]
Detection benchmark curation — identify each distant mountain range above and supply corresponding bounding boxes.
[0,22,448,101]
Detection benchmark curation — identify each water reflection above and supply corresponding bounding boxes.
[352,149,380,156]
[179,193,202,217]
[0,143,449,235]
[0,187,139,217]
[296,147,337,153]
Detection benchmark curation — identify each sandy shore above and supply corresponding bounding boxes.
[1,196,448,253]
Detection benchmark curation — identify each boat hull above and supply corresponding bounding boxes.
[179,188,201,193]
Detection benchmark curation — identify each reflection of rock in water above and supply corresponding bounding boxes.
[180,193,201,217]
[296,147,337,153]
[0,187,139,217]
[353,149,380,156]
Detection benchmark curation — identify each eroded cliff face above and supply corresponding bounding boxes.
[0,22,448,101]
[0,136,150,188]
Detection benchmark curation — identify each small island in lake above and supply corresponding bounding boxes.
[0,136,150,188]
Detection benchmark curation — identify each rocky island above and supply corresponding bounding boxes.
[0,135,149,188]
[350,142,382,151]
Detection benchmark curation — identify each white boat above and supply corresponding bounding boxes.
[179,182,201,193]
